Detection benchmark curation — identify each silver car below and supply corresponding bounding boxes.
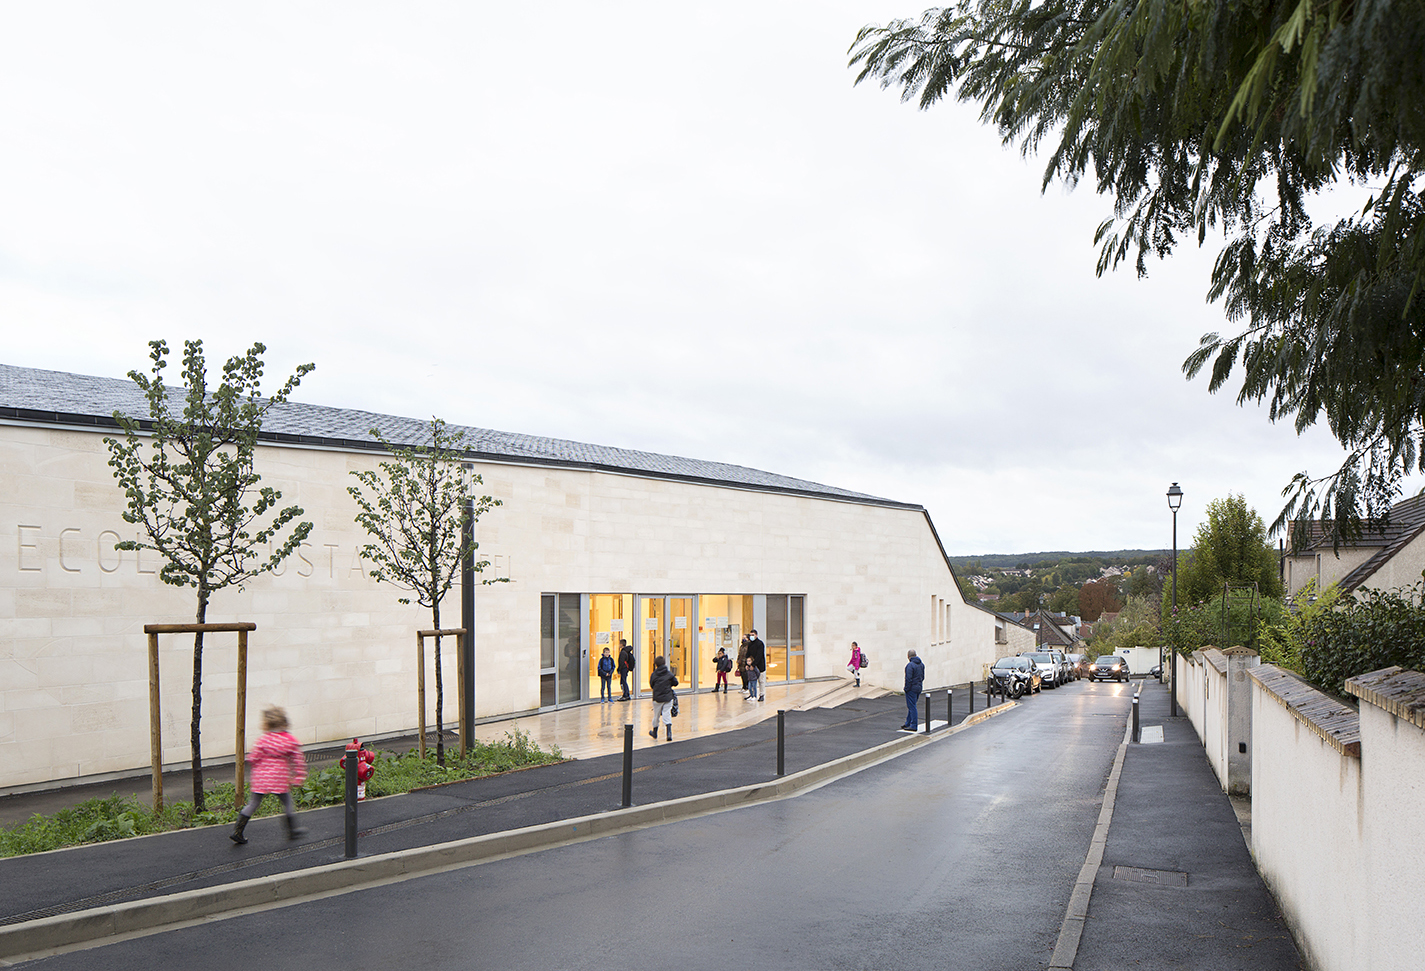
[1022,652,1062,688]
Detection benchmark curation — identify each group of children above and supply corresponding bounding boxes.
[594,644,748,700]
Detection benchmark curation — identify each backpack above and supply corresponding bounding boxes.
[859,651,869,669]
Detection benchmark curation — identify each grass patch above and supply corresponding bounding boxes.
[0,730,562,858]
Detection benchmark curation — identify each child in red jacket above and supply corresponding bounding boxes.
[230,706,307,844]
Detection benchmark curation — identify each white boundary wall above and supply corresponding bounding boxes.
[1225,664,1425,971]
[2,422,996,790]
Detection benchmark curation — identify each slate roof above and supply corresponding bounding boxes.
[1334,494,1425,591]
[0,362,915,509]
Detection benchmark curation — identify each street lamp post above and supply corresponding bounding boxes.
[1167,482,1183,717]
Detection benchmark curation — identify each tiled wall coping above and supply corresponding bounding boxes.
[1346,667,1425,731]
[1250,664,1361,757]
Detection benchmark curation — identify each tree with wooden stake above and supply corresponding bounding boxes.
[105,339,314,812]
[348,418,505,766]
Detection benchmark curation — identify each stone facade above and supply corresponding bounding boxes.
[2,414,995,791]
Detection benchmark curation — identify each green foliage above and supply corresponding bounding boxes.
[103,339,314,812]
[348,417,507,765]
[1048,584,1080,615]
[103,339,315,599]
[850,1,1425,543]
[1301,577,1425,695]
[1177,495,1283,604]
[1164,590,1289,656]
[1089,594,1160,655]
[0,731,562,858]
[1256,579,1342,672]
[1127,566,1162,600]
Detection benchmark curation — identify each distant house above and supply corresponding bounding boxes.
[991,612,1035,656]
[998,609,1082,649]
[1282,494,1425,598]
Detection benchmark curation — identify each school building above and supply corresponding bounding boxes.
[0,362,1012,792]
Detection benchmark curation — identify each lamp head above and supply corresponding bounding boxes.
[1167,482,1183,512]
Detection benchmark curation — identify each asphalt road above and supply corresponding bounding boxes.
[17,681,1133,971]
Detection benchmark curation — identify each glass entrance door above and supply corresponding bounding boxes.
[668,597,694,688]
[541,593,585,707]
[638,595,697,691]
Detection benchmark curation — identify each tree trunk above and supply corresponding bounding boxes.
[192,590,209,812]
[433,603,444,766]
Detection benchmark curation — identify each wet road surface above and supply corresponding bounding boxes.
[16,681,1133,971]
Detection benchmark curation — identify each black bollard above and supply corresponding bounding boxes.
[344,738,359,859]
[777,710,786,776]
[947,688,953,726]
[970,679,976,714]
[1132,692,1141,743]
[924,692,931,734]
[621,724,633,807]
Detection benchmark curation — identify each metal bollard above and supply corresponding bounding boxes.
[947,688,953,726]
[924,693,931,734]
[777,710,786,776]
[344,738,359,859]
[1132,692,1141,744]
[622,724,634,807]
[970,680,976,714]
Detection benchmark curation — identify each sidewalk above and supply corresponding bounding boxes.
[1072,676,1304,971]
[1,677,1310,969]
[0,681,993,938]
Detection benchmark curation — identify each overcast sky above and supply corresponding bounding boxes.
[0,2,1375,555]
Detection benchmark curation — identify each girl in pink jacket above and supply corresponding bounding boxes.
[230,706,307,844]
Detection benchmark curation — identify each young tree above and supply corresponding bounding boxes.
[1177,494,1284,605]
[850,2,1425,543]
[105,339,314,811]
[347,419,504,765]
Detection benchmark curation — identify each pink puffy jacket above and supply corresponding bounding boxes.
[246,730,307,794]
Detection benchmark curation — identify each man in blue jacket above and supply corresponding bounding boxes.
[902,649,925,730]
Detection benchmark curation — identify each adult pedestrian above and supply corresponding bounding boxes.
[736,634,750,693]
[648,654,679,741]
[230,705,307,844]
[847,641,863,687]
[617,638,636,701]
[744,628,766,702]
[901,649,925,730]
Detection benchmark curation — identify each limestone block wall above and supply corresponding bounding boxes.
[2,421,993,790]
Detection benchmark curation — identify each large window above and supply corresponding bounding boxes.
[541,593,584,707]
[763,595,806,683]
[544,592,804,705]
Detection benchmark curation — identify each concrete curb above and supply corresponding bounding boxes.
[0,701,1016,964]
[1048,688,1133,970]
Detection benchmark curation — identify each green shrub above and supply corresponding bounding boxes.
[0,729,562,858]
[1256,580,1341,673]
[1301,578,1425,696]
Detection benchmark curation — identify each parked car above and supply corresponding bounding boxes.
[989,656,1042,698]
[1022,652,1063,688]
[1066,653,1091,679]
[1090,655,1129,682]
[1049,649,1074,682]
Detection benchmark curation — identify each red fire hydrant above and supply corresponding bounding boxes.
[340,739,376,801]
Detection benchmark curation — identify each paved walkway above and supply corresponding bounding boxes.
[0,676,1305,969]
[0,677,880,825]
[1071,677,1303,971]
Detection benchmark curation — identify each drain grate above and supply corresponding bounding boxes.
[1113,865,1188,887]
